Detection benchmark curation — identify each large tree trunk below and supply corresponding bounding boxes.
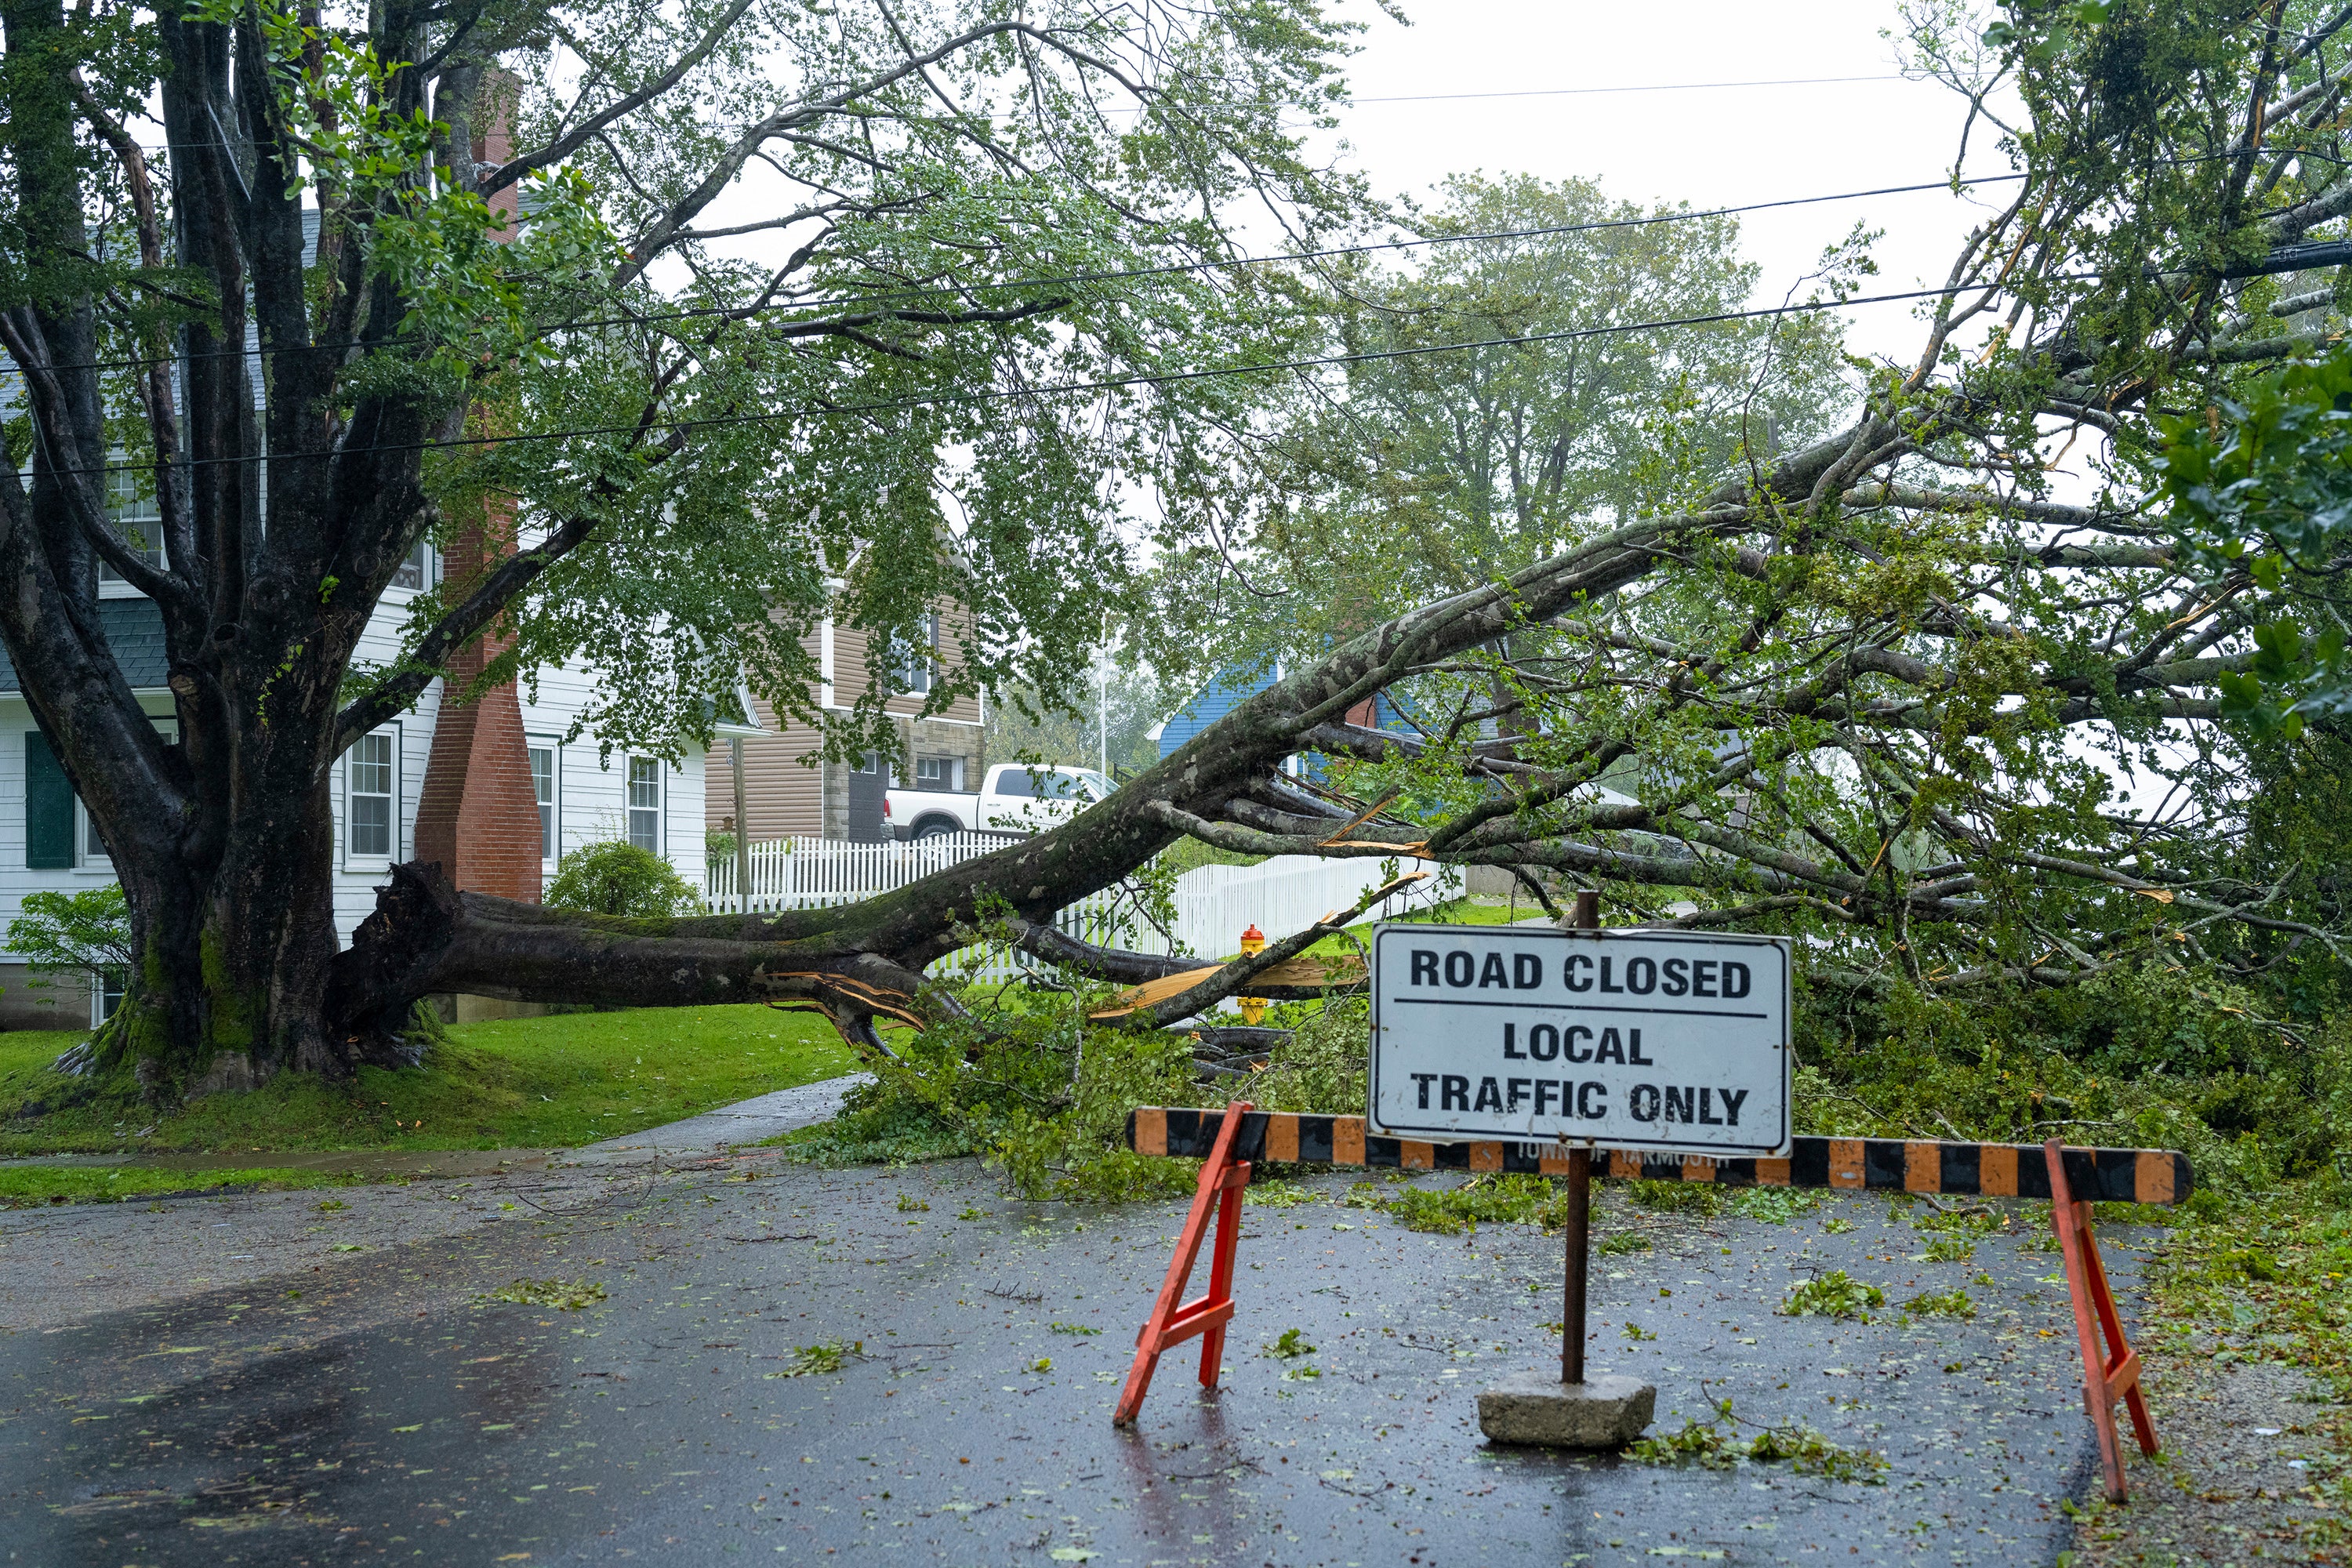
[105,780,351,1089]
[80,631,387,1087]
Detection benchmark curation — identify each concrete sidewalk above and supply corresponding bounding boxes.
[0,1073,869,1330]
[0,1073,871,1178]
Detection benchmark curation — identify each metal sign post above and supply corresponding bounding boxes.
[1560,891,1596,1388]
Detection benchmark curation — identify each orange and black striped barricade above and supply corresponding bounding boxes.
[1122,1108,2187,1497]
[1111,1098,1254,1426]
[2045,1138,2161,1501]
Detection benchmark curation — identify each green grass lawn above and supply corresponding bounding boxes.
[0,1164,360,1208]
[0,1004,858,1156]
[1383,895,1546,927]
[1288,895,1541,959]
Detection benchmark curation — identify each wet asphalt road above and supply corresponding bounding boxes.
[0,1156,2136,1567]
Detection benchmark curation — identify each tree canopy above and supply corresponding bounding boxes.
[996,0,2352,1039]
[1138,172,1860,685]
[0,0,1367,1080]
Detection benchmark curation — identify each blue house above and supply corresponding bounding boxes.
[1150,664,1414,769]
[1151,664,1278,758]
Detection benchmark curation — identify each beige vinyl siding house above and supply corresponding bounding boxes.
[714,610,983,843]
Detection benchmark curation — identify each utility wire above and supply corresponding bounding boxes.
[17,172,2028,378]
[36,277,2047,482]
[1340,74,1915,103]
[105,74,1929,152]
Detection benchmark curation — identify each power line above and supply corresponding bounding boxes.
[1310,74,1917,105]
[41,278,2026,482]
[107,74,1929,152]
[15,172,2027,379]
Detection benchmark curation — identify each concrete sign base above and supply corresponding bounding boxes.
[1476,1370,1657,1448]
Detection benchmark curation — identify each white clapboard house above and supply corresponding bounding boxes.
[0,514,732,1030]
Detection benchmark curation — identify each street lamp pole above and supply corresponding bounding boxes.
[1097,654,1110,778]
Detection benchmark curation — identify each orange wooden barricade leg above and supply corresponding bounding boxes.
[1197,1145,1248,1390]
[1113,1101,1253,1426]
[2045,1140,2160,1503]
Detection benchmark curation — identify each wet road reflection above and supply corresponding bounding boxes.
[0,1160,2118,1565]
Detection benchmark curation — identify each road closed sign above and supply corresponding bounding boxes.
[1369,925,1792,1156]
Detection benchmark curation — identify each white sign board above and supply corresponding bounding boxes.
[1369,925,1792,1156]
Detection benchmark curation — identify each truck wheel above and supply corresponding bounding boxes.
[911,817,961,841]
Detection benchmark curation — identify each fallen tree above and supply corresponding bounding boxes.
[14,0,2351,1093]
[343,0,2352,1054]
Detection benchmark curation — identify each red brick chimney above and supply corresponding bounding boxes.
[412,75,543,903]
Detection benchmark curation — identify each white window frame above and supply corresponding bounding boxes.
[97,466,167,597]
[528,739,560,868]
[894,612,940,696]
[386,539,437,595]
[73,797,111,871]
[89,967,125,1029]
[626,756,663,856]
[912,753,965,791]
[343,727,401,866]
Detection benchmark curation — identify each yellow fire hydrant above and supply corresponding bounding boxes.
[1238,924,1267,1025]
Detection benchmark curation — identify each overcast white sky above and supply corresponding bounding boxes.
[1308,0,2013,367]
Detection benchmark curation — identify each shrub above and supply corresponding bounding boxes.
[5,884,132,980]
[544,840,701,918]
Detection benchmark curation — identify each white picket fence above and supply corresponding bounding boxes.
[702,835,1457,985]
[704,831,1022,913]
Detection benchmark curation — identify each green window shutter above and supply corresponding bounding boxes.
[25,731,74,869]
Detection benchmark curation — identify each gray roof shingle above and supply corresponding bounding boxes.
[0,597,171,692]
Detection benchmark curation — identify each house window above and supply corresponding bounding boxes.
[894,613,940,695]
[81,800,109,863]
[347,732,395,858]
[390,540,434,590]
[913,754,964,791]
[93,969,125,1025]
[626,757,662,852]
[97,469,165,583]
[529,745,557,861]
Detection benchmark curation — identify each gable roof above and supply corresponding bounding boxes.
[0,598,170,693]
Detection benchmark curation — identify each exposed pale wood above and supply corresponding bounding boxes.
[1087,953,1367,1018]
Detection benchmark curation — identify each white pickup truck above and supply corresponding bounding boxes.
[885,762,1116,840]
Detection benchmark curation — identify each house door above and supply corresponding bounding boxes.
[846,753,888,842]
